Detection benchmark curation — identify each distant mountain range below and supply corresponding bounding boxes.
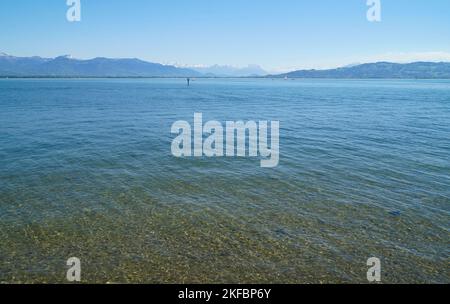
[188,64,268,77]
[0,53,200,77]
[1,52,450,78]
[272,62,450,79]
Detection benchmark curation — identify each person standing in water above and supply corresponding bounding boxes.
[187,78,190,86]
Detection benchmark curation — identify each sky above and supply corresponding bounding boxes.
[1,0,450,72]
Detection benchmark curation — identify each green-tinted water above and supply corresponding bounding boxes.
[0,79,448,283]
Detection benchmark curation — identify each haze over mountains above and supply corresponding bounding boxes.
[188,64,268,77]
[1,52,450,78]
[0,53,267,77]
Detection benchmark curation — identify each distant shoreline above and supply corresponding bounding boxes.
[2,53,450,79]
[1,76,450,80]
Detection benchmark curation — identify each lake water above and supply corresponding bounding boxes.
[0,78,449,283]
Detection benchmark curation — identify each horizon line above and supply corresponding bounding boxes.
[2,51,450,75]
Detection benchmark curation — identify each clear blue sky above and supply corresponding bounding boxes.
[1,0,450,71]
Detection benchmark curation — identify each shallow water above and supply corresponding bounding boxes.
[0,78,449,283]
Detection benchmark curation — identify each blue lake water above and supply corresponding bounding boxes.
[0,78,449,283]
